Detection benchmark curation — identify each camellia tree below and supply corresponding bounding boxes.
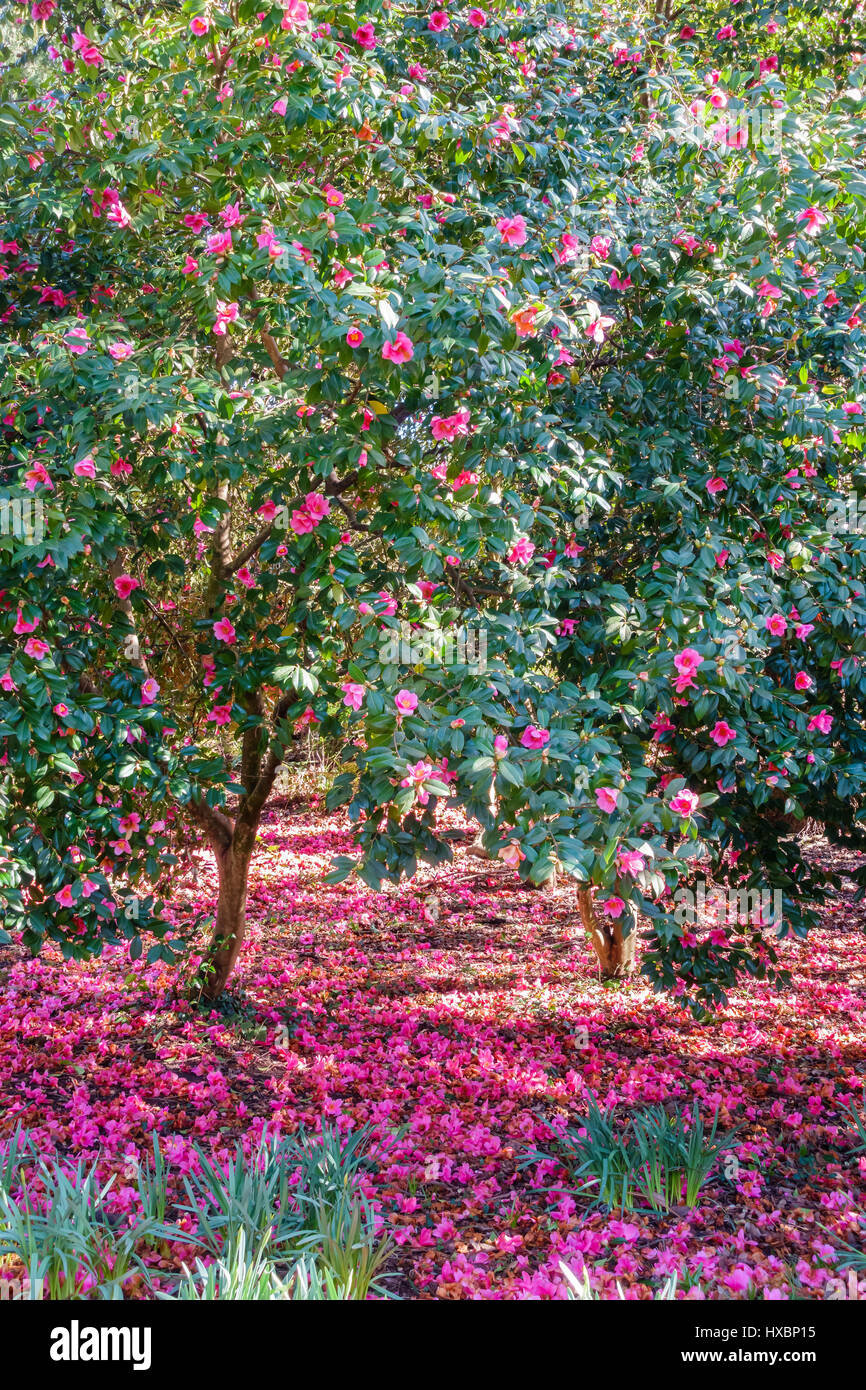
[1,0,865,1006]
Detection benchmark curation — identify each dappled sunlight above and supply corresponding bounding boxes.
[1,805,863,1299]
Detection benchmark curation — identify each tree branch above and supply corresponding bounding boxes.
[188,795,234,854]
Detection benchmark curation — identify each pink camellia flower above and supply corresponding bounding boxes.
[496,215,528,247]
[498,840,525,869]
[669,788,700,818]
[257,230,286,260]
[706,476,728,495]
[291,509,314,534]
[113,574,139,600]
[73,456,97,478]
[618,849,646,876]
[589,235,611,259]
[557,231,582,264]
[395,689,418,716]
[508,537,535,565]
[206,230,232,256]
[401,759,436,804]
[674,232,700,256]
[236,566,254,588]
[23,461,53,491]
[493,734,509,757]
[64,327,91,355]
[797,206,829,236]
[520,725,549,750]
[71,26,103,64]
[108,341,134,361]
[766,551,784,571]
[323,184,343,207]
[756,279,782,316]
[272,97,288,116]
[140,677,160,706]
[595,786,619,814]
[585,313,615,344]
[281,0,309,27]
[213,618,236,644]
[674,647,703,677]
[54,884,75,907]
[207,703,232,726]
[431,408,471,441]
[24,637,50,660]
[841,402,863,416]
[725,1266,753,1295]
[452,469,479,492]
[346,327,365,348]
[190,16,209,35]
[341,682,365,711]
[305,493,330,522]
[13,609,39,634]
[53,702,69,717]
[794,671,813,691]
[213,300,239,336]
[428,9,449,31]
[807,709,833,734]
[381,331,414,363]
[184,211,209,232]
[354,23,377,49]
[601,896,625,918]
[182,255,200,276]
[468,8,487,25]
[765,613,787,636]
[710,720,736,746]
[651,712,676,742]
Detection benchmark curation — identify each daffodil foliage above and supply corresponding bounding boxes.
[1,0,865,1004]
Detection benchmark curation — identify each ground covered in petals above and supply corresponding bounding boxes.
[1,803,865,1299]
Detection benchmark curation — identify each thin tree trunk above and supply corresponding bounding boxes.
[578,888,638,978]
[200,835,254,1000]
[190,794,267,1002]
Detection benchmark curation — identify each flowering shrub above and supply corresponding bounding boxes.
[0,2,865,1004]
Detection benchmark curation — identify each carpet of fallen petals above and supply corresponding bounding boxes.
[1,800,865,1300]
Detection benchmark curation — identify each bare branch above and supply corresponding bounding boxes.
[261,330,288,380]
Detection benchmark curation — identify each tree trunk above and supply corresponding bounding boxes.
[199,831,255,1001]
[578,888,638,978]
